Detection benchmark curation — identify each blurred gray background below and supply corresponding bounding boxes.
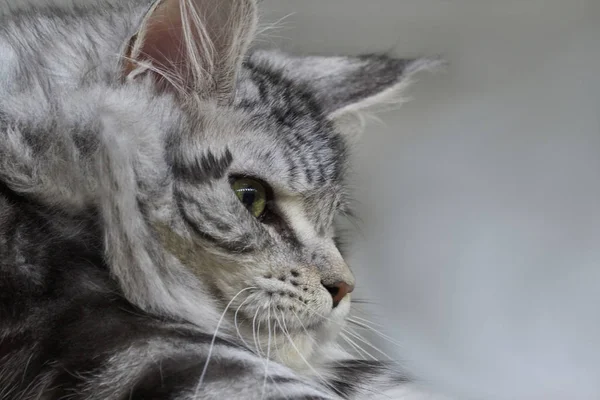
[259,1,599,400]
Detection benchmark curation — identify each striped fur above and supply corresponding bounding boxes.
[0,0,441,398]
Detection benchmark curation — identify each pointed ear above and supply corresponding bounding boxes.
[123,0,257,104]
[248,50,441,128]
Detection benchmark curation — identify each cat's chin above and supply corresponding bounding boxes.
[272,333,316,370]
[264,297,351,371]
[270,327,338,372]
[222,294,351,373]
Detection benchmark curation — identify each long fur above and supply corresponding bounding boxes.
[0,0,440,398]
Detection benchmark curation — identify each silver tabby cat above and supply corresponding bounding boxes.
[0,0,441,398]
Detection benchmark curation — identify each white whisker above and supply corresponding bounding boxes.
[339,332,375,360]
[290,309,316,345]
[233,295,254,351]
[193,286,256,396]
[286,298,399,364]
[274,309,336,395]
[290,309,343,366]
[342,328,393,360]
[252,306,263,359]
[339,332,378,361]
[267,316,293,400]
[346,317,403,348]
[348,315,384,328]
[257,315,264,353]
[261,303,272,400]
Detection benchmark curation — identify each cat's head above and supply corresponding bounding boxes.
[120,0,436,367]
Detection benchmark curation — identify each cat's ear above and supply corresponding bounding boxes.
[123,0,257,104]
[248,50,441,134]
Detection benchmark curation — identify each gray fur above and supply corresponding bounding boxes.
[0,0,439,398]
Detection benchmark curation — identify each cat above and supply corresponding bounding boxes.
[0,0,441,398]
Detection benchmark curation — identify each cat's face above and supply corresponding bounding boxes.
[121,0,435,366]
[157,72,356,363]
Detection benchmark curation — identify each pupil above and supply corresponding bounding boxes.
[241,189,256,206]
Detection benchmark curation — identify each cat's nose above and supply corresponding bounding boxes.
[322,281,354,308]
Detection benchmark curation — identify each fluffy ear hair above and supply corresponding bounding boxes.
[123,0,258,104]
[248,50,441,131]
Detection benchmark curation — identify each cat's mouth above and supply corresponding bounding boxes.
[229,283,351,338]
[220,266,354,337]
[225,285,351,368]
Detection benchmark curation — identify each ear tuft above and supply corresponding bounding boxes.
[123,0,258,104]
[248,50,444,123]
[327,55,445,119]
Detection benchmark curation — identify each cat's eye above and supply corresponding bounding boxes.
[231,178,268,218]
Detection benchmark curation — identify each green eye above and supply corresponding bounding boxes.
[231,178,267,218]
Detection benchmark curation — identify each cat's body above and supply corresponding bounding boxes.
[0,0,439,398]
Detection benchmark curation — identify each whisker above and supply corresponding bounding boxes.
[193,287,256,396]
[339,332,378,361]
[291,310,344,366]
[338,332,374,360]
[266,314,293,400]
[339,332,370,359]
[348,305,380,319]
[252,307,263,359]
[350,298,377,305]
[257,312,265,355]
[261,304,272,400]
[233,296,254,351]
[274,309,337,396]
[342,328,393,360]
[346,318,403,348]
[286,298,400,362]
[290,309,316,346]
[291,310,318,345]
[348,315,384,328]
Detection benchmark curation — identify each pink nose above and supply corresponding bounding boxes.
[323,281,355,308]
